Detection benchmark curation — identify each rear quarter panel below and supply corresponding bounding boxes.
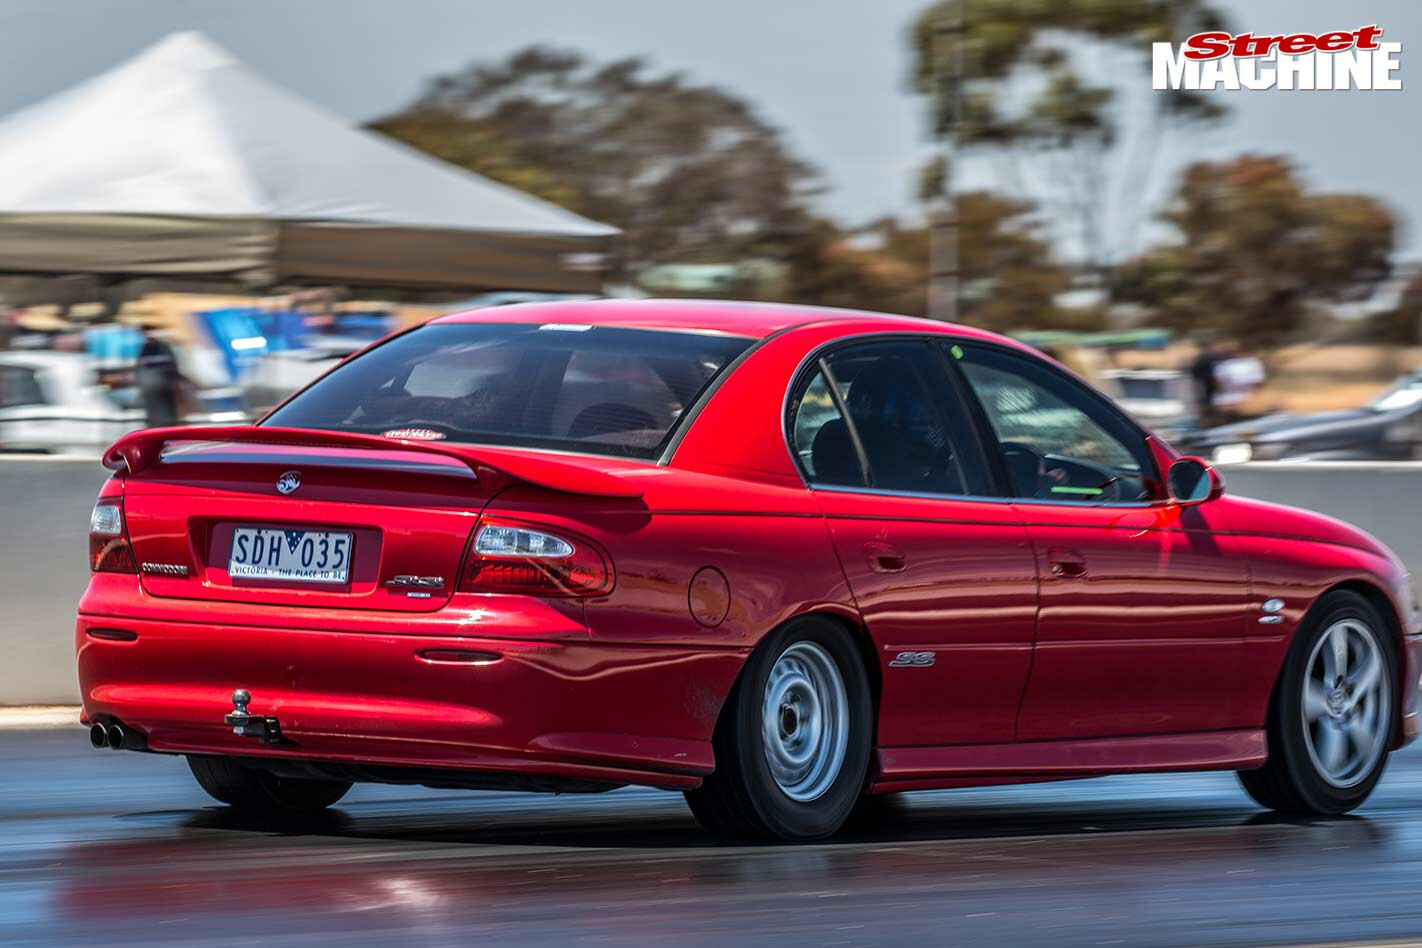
[486,472,857,650]
[483,472,858,750]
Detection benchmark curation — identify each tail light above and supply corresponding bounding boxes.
[460,519,612,596]
[89,500,136,573]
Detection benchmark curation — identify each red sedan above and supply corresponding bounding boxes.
[78,301,1421,840]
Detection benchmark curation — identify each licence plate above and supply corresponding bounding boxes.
[228,527,352,584]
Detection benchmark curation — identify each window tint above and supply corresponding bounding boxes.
[789,341,984,495]
[0,366,44,409]
[952,344,1155,502]
[265,323,752,460]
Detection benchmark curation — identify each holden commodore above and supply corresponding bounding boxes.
[77,300,1421,840]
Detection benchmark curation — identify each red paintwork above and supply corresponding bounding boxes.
[1011,501,1255,739]
[77,300,1422,796]
[812,491,1038,747]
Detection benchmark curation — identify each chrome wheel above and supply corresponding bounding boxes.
[761,641,849,802]
[1302,618,1391,788]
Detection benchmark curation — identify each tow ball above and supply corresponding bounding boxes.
[224,689,289,745]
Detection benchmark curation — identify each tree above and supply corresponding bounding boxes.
[1112,155,1395,348]
[1361,271,1422,345]
[370,47,822,276]
[957,192,1077,330]
[908,0,1229,285]
[785,192,1078,331]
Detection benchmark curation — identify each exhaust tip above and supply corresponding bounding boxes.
[106,723,125,750]
[89,723,108,749]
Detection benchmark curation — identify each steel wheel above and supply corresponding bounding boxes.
[1301,618,1391,789]
[686,617,872,840]
[762,641,850,802]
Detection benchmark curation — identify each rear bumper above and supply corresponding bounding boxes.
[77,612,746,790]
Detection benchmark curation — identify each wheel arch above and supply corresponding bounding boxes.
[1327,579,1405,646]
[708,608,882,750]
[1302,579,1408,746]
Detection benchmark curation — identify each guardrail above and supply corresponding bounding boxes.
[1,457,1418,706]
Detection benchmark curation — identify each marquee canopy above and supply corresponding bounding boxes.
[0,32,618,293]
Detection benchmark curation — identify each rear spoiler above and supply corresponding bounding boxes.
[101,426,645,499]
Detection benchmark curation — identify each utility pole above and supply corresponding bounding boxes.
[928,1,964,323]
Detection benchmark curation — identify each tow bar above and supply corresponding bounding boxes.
[224,689,290,745]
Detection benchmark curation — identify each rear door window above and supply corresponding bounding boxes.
[265,323,752,460]
[788,340,989,496]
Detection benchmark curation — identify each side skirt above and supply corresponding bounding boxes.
[870,728,1266,794]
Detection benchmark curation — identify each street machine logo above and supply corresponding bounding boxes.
[1154,25,1401,91]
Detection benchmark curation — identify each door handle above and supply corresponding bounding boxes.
[864,541,907,573]
[1048,547,1087,578]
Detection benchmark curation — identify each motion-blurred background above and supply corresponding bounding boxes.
[2,0,1420,705]
[9,7,1422,947]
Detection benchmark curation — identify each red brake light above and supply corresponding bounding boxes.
[459,519,612,597]
[89,500,136,573]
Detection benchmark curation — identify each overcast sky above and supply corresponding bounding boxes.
[0,0,1415,256]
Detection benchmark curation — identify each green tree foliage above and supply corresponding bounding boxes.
[369,47,821,274]
[910,0,1226,136]
[368,113,580,210]
[375,44,1079,326]
[908,0,1228,267]
[1112,155,1395,347]
[958,192,1077,330]
[1361,272,1422,345]
[790,193,1078,331]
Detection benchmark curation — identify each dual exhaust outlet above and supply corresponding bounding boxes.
[89,720,146,751]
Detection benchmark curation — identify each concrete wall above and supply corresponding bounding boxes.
[2,458,108,705]
[1222,464,1422,571]
[2,458,1418,706]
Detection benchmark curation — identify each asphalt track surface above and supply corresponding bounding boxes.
[6,729,1422,947]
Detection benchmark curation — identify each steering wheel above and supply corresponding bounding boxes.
[1086,472,1132,502]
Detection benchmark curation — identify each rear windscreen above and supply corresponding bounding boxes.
[263,323,754,459]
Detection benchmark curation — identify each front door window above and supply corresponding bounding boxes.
[951,344,1156,503]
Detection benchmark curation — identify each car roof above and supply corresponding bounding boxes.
[433,298,1013,343]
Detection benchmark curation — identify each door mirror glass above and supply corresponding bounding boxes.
[1167,457,1222,505]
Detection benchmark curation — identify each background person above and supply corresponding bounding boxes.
[135,320,182,428]
[1212,340,1265,421]
[1191,335,1224,427]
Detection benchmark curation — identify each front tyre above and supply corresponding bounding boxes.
[188,756,352,813]
[685,617,872,841]
[1238,590,1396,815]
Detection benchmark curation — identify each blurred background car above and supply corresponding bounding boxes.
[1190,370,1422,463]
[1099,367,1197,443]
[0,349,249,454]
[0,351,137,454]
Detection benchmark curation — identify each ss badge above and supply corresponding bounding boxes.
[889,651,936,667]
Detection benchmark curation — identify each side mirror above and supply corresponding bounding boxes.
[1167,456,1224,506]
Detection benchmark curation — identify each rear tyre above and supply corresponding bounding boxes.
[684,617,873,841]
[187,756,351,813]
[1238,591,1396,816]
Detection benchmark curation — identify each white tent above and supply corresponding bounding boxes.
[0,32,618,293]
